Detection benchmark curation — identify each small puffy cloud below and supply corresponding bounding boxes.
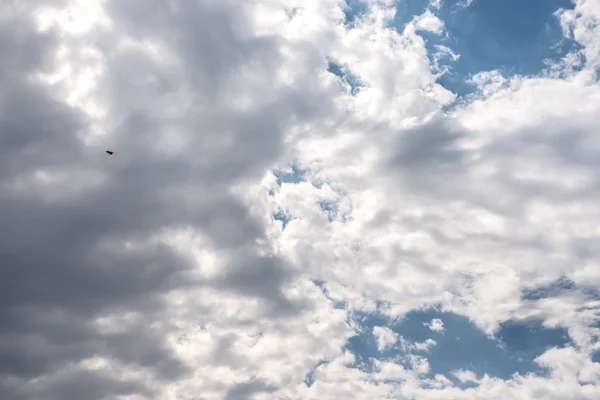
[373,326,399,351]
[409,354,431,375]
[425,318,445,332]
[412,10,446,35]
[411,338,437,352]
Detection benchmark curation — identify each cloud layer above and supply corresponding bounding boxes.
[1,0,600,399]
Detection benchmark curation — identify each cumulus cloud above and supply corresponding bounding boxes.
[557,0,600,70]
[412,10,445,35]
[426,318,445,332]
[2,0,600,399]
[408,338,437,353]
[453,369,479,384]
[373,326,399,351]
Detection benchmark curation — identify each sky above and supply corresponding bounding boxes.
[1,0,600,399]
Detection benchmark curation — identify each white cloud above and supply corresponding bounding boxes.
[397,336,437,354]
[373,326,399,351]
[453,369,479,384]
[557,0,600,70]
[426,318,445,332]
[411,338,437,352]
[412,10,446,35]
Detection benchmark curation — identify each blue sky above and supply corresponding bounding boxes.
[340,0,581,97]
[312,281,572,387]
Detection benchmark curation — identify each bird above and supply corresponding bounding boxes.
[106,150,114,155]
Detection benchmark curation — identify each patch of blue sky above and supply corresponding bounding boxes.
[341,307,571,382]
[273,163,307,186]
[522,275,576,301]
[304,359,330,387]
[273,210,291,229]
[312,280,347,309]
[327,59,364,96]
[391,0,431,31]
[496,319,570,359]
[342,312,392,373]
[319,200,338,222]
[269,163,307,196]
[388,0,582,98]
[343,0,369,28]
[521,276,600,302]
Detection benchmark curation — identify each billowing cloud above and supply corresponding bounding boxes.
[2,0,600,399]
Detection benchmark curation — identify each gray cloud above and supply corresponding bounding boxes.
[389,116,468,173]
[226,378,278,400]
[3,369,152,400]
[0,1,333,398]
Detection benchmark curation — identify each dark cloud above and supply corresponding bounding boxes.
[381,116,478,206]
[213,250,310,317]
[383,112,600,218]
[226,378,278,400]
[5,367,153,400]
[389,116,468,173]
[0,1,332,398]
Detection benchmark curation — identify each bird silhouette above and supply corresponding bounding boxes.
[106,150,114,155]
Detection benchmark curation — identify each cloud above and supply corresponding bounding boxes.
[373,326,399,351]
[453,369,478,383]
[412,10,445,35]
[426,318,445,333]
[430,0,443,10]
[0,0,345,398]
[410,338,437,352]
[2,0,600,399]
[557,0,600,70]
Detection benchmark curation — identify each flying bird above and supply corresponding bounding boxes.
[106,150,114,155]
